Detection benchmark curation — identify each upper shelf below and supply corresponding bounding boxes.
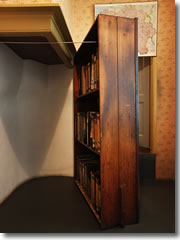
[0,3,76,67]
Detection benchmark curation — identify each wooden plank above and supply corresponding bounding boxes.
[76,140,100,156]
[98,15,120,228]
[73,67,79,178]
[117,17,138,225]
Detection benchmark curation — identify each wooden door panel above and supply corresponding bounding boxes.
[98,14,120,229]
[117,17,138,225]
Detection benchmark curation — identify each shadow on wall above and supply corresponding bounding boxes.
[0,44,72,176]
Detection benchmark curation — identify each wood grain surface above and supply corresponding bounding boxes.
[98,15,120,228]
[117,17,138,225]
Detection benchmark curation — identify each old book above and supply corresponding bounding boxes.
[91,54,95,90]
[96,113,101,153]
[87,62,91,92]
[81,66,86,95]
[86,112,90,146]
[90,171,96,206]
[76,154,97,184]
[76,113,80,141]
[77,155,96,185]
[93,114,96,150]
[95,172,101,213]
[84,161,99,191]
[85,65,88,93]
[94,54,97,89]
[96,48,99,89]
[78,66,82,96]
[92,116,96,149]
[82,113,87,144]
[89,112,94,148]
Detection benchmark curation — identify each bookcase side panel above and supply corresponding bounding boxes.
[98,15,120,228]
[117,18,138,225]
[73,66,79,178]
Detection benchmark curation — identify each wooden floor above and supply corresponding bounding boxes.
[0,176,175,233]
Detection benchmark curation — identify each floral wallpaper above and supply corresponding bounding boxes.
[156,0,175,179]
[0,0,60,3]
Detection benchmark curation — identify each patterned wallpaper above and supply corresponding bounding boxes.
[0,0,61,3]
[156,0,175,179]
[0,0,175,179]
[71,0,175,180]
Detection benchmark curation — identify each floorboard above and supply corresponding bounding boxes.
[0,176,175,233]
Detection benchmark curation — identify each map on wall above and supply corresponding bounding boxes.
[94,2,158,57]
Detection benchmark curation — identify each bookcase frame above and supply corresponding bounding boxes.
[73,14,139,229]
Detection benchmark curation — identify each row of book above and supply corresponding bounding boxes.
[75,112,101,153]
[78,49,99,96]
[76,154,101,213]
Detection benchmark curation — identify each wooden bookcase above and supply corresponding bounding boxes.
[73,14,139,229]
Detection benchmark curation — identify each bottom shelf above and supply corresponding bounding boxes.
[75,180,101,225]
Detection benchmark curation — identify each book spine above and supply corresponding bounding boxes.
[77,113,80,141]
[85,65,88,93]
[94,55,97,89]
[78,67,82,96]
[87,112,90,146]
[90,113,94,148]
[94,114,97,150]
[78,50,99,96]
[91,171,96,206]
[87,62,91,92]
[92,115,96,149]
[95,177,99,212]
[87,175,91,198]
[97,113,101,153]
[82,162,85,187]
[96,48,99,89]
[91,55,95,90]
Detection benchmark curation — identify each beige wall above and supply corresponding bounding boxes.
[71,0,175,180]
[60,0,72,35]
[0,44,73,203]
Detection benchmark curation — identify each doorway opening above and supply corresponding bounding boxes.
[138,57,157,153]
[138,57,157,181]
[138,57,150,149]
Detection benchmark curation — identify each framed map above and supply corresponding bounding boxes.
[94,2,158,57]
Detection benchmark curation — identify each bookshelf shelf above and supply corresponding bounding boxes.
[75,180,101,225]
[73,14,139,229]
[76,139,100,156]
[77,89,99,100]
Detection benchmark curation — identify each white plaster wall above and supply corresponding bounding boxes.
[0,44,27,202]
[0,44,73,203]
[39,64,74,176]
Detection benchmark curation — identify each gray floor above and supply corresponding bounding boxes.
[0,176,175,233]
